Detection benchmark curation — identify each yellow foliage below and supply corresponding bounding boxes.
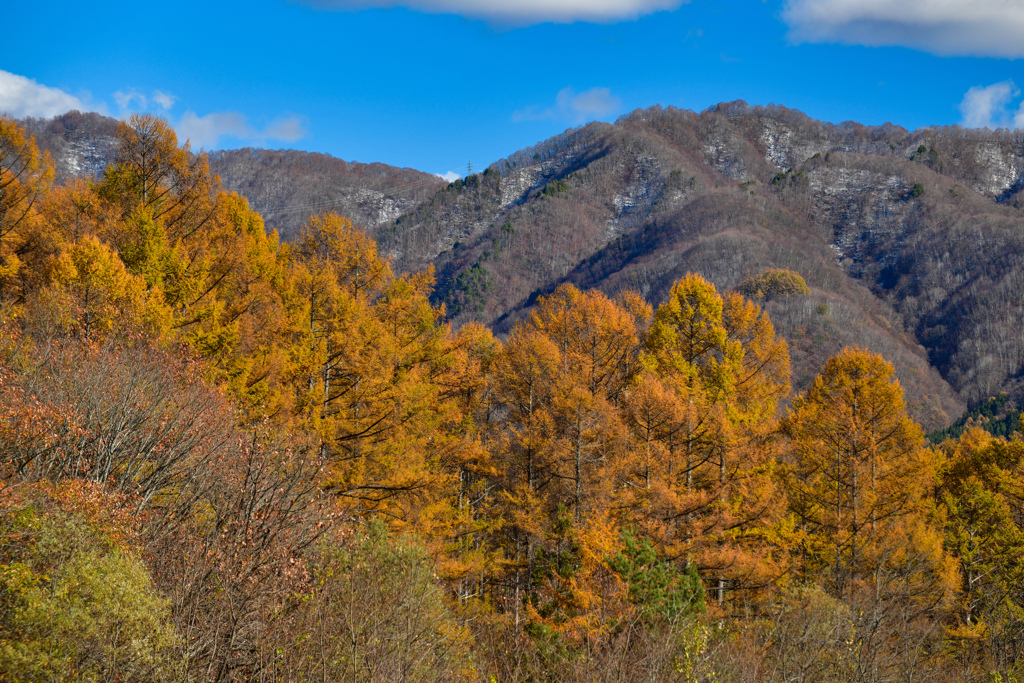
[783,347,954,601]
[38,234,171,340]
[0,116,55,297]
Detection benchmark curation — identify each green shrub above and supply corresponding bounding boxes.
[447,261,491,317]
[539,178,570,198]
[0,495,177,683]
[609,528,705,625]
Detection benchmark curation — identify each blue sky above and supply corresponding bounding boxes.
[3,0,1023,179]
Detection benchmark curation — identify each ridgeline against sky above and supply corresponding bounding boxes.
[3,0,1023,179]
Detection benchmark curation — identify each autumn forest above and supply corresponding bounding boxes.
[3,113,1024,683]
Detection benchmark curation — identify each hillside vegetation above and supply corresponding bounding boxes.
[380,104,1024,431]
[28,104,1024,431]
[4,113,1024,682]
[208,148,445,240]
[20,111,446,243]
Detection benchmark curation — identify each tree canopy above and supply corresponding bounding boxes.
[0,113,1018,683]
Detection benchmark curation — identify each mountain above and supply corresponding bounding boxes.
[20,111,445,242]
[375,103,1024,430]
[23,110,120,181]
[207,148,445,242]
[27,103,1024,431]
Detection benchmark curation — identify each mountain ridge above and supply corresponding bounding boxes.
[24,102,1024,430]
[20,111,446,242]
[376,102,1024,429]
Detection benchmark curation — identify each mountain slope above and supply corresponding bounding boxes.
[23,110,120,181]
[377,103,1024,430]
[208,148,445,242]
[29,103,1024,430]
[19,112,445,242]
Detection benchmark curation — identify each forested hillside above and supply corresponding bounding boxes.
[207,148,445,241]
[20,111,445,243]
[5,112,1024,682]
[380,103,1024,429]
[26,104,1024,431]
[22,110,119,180]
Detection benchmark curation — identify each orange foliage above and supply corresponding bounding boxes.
[783,348,955,603]
[0,114,999,677]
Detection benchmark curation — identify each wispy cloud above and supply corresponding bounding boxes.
[513,87,622,124]
[177,111,309,149]
[959,82,1024,130]
[115,88,179,113]
[0,70,104,119]
[264,116,307,142]
[177,111,248,148]
[152,90,177,110]
[114,89,147,112]
[436,171,461,182]
[783,0,1024,58]
[303,0,686,26]
[112,88,305,148]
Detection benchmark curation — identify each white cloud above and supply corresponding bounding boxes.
[0,70,102,118]
[177,111,249,148]
[436,171,461,182]
[0,72,305,151]
[264,115,308,142]
[115,88,180,113]
[152,90,177,110]
[304,0,686,25]
[783,0,1024,58]
[959,81,1024,130]
[114,89,148,111]
[513,87,622,124]
[177,111,309,149]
